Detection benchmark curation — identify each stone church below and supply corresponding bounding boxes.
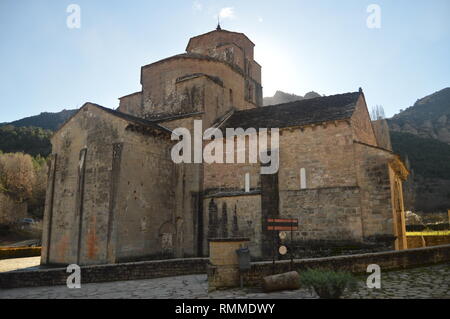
[41,27,409,266]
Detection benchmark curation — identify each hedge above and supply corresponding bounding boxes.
[406,223,449,232]
[0,247,41,260]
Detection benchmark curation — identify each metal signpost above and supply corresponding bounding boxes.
[266,218,299,273]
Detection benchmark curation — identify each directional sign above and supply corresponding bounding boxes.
[266,218,298,231]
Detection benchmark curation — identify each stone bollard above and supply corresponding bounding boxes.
[207,237,250,291]
[262,271,300,292]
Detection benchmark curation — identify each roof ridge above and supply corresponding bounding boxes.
[236,91,361,114]
[89,103,173,134]
[220,91,362,130]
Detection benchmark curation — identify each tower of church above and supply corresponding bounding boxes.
[185,27,263,107]
[118,27,263,127]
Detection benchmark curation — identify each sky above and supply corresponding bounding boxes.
[0,0,449,122]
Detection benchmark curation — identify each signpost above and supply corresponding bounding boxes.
[267,218,299,231]
[266,218,298,273]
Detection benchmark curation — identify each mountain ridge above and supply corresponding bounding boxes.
[1,109,77,131]
[388,87,450,144]
[263,90,321,106]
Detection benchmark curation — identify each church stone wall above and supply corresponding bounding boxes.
[278,121,364,244]
[42,105,126,265]
[157,115,205,257]
[187,30,256,62]
[174,75,227,128]
[351,97,378,146]
[279,187,363,242]
[213,43,245,72]
[278,122,357,191]
[204,161,261,192]
[114,130,179,261]
[186,32,261,89]
[353,142,396,244]
[201,133,263,257]
[41,104,191,265]
[140,57,255,119]
[118,92,142,115]
[202,194,262,257]
[203,135,262,192]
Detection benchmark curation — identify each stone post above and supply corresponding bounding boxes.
[207,237,249,291]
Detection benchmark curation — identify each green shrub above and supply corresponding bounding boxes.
[299,269,357,299]
[0,247,41,259]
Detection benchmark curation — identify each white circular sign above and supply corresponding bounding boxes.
[279,245,288,255]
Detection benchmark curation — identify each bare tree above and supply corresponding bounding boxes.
[371,105,386,121]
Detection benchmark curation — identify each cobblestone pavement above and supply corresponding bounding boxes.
[0,262,448,299]
[0,257,41,273]
[343,263,449,299]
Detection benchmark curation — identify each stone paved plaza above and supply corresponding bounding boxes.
[0,258,448,299]
[344,262,449,299]
[0,257,41,273]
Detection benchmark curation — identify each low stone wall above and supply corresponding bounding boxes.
[0,257,208,289]
[407,235,450,248]
[243,244,450,287]
[3,245,450,290]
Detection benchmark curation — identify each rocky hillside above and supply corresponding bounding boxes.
[263,90,321,106]
[388,88,450,144]
[391,131,450,212]
[388,88,450,213]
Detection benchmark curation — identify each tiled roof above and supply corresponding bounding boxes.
[222,92,361,129]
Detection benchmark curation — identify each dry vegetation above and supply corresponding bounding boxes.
[0,152,48,219]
